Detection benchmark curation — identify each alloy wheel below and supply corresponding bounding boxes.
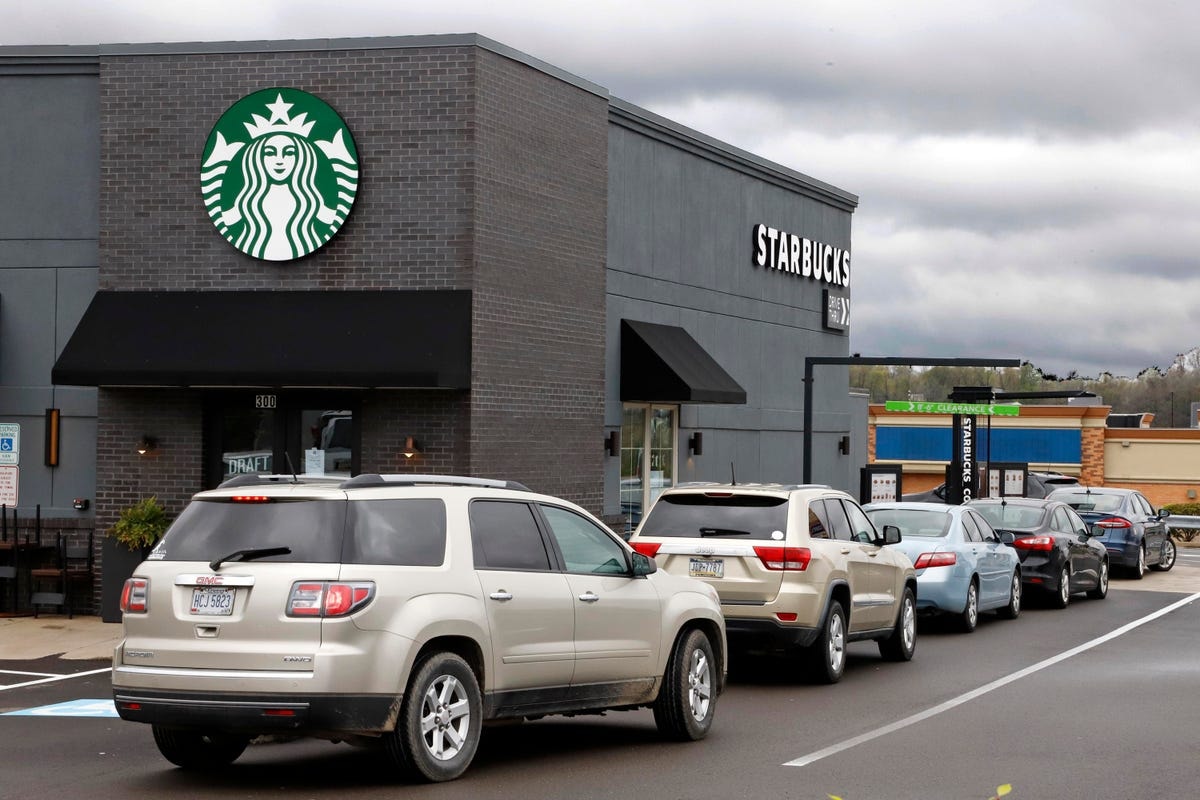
[687,646,712,723]
[420,674,472,761]
[827,610,846,675]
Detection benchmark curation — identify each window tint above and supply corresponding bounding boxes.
[967,511,999,542]
[1051,507,1073,533]
[470,500,552,571]
[822,499,855,542]
[842,500,878,544]
[865,507,951,538]
[809,502,831,539]
[343,499,446,566]
[155,498,345,563]
[1065,507,1090,537]
[972,503,1047,531]
[1132,494,1153,517]
[960,512,984,543]
[1050,491,1122,514]
[540,505,629,575]
[638,493,788,540]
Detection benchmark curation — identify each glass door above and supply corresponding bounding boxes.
[619,403,677,535]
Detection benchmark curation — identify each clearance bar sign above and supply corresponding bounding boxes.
[884,401,1021,417]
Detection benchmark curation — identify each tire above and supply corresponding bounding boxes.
[1087,559,1109,599]
[151,726,248,770]
[996,571,1021,620]
[958,580,979,633]
[1152,539,1177,572]
[878,588,916,662]
[805,600,847,684]
[1050,565,1071,609]
[1130,544,1146,580]
[385,652,482,783]
[653,628,717,741]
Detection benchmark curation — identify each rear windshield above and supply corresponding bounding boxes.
[154,497,446,566]
[638,494,788,540]
[972,504,1047,531]
[865,508,951,538]
[1049,492,1122,514]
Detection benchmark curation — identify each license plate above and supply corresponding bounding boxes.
[689,558,724,579]
[190,587,235,616]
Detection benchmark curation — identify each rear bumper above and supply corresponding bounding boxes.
[724,617,820,651]
[1100,539,1139,568]
[112,687,397,736]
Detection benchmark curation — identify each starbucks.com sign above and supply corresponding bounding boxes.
[201,88,359,261]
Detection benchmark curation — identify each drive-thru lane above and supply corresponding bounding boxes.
[1,578,1197,799]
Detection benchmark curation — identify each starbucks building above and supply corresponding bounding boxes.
[0,35,859,614]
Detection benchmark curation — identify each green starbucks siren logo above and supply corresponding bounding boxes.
[201,88,359,261]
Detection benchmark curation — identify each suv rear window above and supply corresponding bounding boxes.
[156,497,448,566]
[638,493,788,540]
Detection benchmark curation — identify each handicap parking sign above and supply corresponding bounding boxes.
[0,437,13,451]
[0,424,18,465]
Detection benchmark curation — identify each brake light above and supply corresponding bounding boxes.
[1094,517,1132,529]
[231,495,271,503]
[119,578,149,614]
[753,546,811,571]
[631,542,662,558]
[286,581,375,617]
[913,552,957,569]
[1013,536,1054,551]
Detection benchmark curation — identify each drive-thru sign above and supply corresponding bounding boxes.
[884,401,1020,417]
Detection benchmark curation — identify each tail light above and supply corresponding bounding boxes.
[753,546,811,571]
[913,552,957,569]
[287,581,375,617]
[631,541,662,558]
[120,578,149,614]
[1013,536,1054,551]
[1093,517,1132,529]
[230,495,272,503]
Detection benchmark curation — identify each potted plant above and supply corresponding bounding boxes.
[101,496,172,622]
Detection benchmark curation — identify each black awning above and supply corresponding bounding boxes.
[51,290,471,388]
[620,319,746,404]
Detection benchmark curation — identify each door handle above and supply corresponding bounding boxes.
[867,551,880,558]
[840,548,852,555]
[489,591,513,601]
[578,591,600,603]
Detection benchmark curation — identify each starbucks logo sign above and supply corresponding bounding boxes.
[201,88,359,261]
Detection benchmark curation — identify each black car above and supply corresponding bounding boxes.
[1045,487,1175,578]
[969,497,1108,608]
[904,472,1080,503]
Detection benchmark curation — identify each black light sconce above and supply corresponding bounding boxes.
[837,435,851,455]
[44,408,60,467]
[688,432,704,456]
[136,435,158,456]
[402,436,422,459]
[604,431,620,458]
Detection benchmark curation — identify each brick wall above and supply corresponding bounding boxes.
[1080,427,1105,486]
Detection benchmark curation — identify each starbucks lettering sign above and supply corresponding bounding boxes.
[201,88,359,261]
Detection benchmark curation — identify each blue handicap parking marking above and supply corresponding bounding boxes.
[0,437,12,452]
[3,699,118,717]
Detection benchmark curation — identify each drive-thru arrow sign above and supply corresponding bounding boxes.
[884,401,1021,416]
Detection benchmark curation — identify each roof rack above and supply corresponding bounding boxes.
[217,474,346,489]
[341,474,531,491]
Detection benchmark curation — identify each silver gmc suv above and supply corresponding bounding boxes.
[629,483,916,683]
[112,474,726,782]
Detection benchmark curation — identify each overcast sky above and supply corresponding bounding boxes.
[9,1,1199,379]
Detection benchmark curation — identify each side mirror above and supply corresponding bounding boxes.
[631,551,658,576]
[879,524,902,546]
[1158,508,1171,519]
[934,486,946,499]
[999,531,1016,545]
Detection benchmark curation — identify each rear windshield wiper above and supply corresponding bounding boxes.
[699,527,751,537]
[210,546,292,571]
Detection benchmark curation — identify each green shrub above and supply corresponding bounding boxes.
[1163,502,1200,542]
[110,496,171,550]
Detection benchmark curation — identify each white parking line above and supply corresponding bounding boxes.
[784,591,1200,768]
[0,669,59,678]
[0,667,110,692]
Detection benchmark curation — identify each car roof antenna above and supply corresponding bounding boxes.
[730,462,736,486]
[284,451,300,484]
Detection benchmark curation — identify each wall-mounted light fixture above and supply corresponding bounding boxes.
[1188,488,1197,500]
[688,432,703,456]
[837,435,851,455]
[402,436,422,458]
[44,408,61,467]
[136,435,158,456]
[604,431,619,458]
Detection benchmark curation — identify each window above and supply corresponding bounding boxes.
[620,404,677,534]
[343,499,446,566]
[960,513,984,543]
[469,500,552,571]
[1065,507,1090,537]
[1052,507,1074,534]
[821,499,855,542]
[966,511,998,542]
[842,500,879,544]
[540,505,628,575]
[809,504,830,539]
[639,493,788,540]
[157,498,346,563]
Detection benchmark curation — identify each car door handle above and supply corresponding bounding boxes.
[867,551,880,558]
[840,548,852,555]
[578,591,600,603]
[489,591,513,601]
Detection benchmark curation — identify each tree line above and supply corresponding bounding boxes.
[850,356,1200,428]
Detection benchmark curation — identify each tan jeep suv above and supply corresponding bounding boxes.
[112,474,726,782]
[629,483,916,683]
